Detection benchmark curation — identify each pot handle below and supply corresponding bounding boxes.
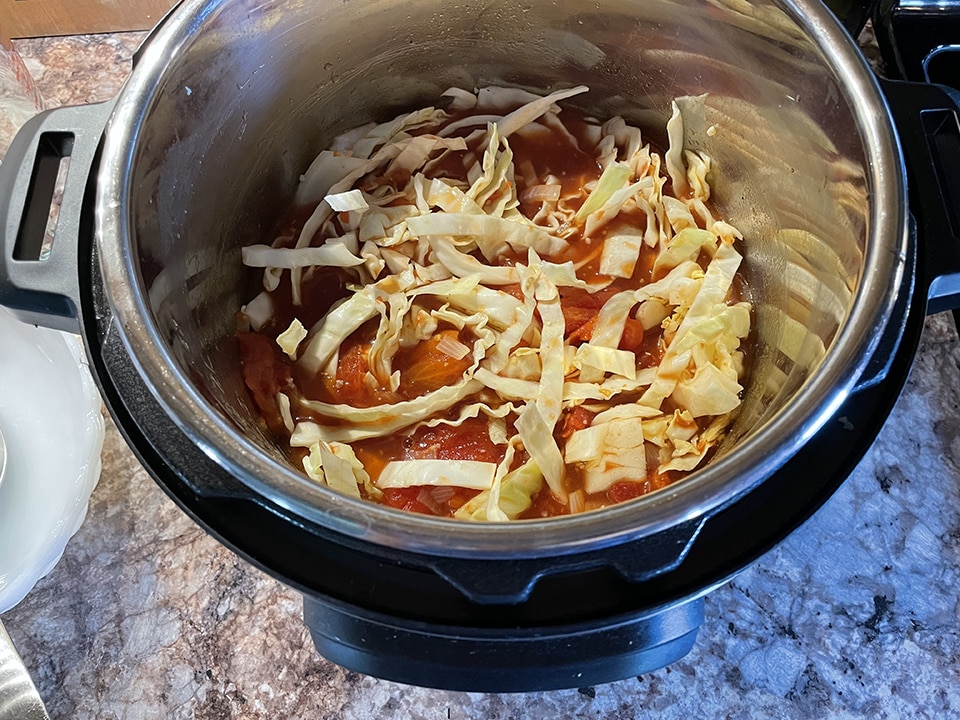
[427,518,705,605]
[879,79,960,316]
[0,101,113,333]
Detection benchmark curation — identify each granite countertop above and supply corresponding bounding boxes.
[2,30,960,720]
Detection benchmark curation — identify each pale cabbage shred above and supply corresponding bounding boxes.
[239,85,752,521]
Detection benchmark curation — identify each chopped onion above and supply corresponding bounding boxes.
[436,333,471,361]
[568,489,586,514]
[430,486,458,503]
[417,487,443,514]
[521,184,562,203]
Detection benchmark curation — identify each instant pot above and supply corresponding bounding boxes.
[1,0,958,692]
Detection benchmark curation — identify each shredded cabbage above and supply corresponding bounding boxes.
[575,162,632,223]
[325,189,370,213]
[238,85,753,520]
[496,85,589,137]
[653,227,716,277]
[241,242,364,269]
[276,318,307,359]
[600,233,644,279]
[532,269,566,428]
[515,402,567,502]
[301,441,370,499]
[664,101,689,198]
[241,290,273,331]
[298,288,381,374]
[406,213,567,260]
[455,458,543,521]
[574,344,637,381]
[377,459,497,490]
[297,377,486,442]
[565,418,647,494]
[277,392,295,433]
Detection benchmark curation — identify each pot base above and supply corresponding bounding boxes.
[303,595,704,692]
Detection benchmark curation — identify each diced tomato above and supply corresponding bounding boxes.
[559,284,646,351]
[327,338,396,408]
[636,330,665,368]
[405,417,502,464]
[618,318,644,353]
[447,493,469,510]
[335,340,371,400]
[606,472,674,505]
[350,415,505,516]
[309,322,403,408]
[237,332,292,429]
[560,286,618,310]
[379,486,480,517]
[352,416,503,516]
[381,488,435,515]
[562,306,596,345]
[352,443,395,483]
[607,481,646,504]
[397,329,474,398]
[559,286,625,345]
[560,406,595,439]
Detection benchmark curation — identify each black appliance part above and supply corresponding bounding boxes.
[875,0,960,331]
[75,178,927,692]
[875,0,960,85]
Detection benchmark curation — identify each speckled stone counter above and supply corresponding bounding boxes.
[3,30,960,720]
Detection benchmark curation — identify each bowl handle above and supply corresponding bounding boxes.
[0,100,113,333]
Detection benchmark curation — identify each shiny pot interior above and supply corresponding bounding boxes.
[96,0,907,556]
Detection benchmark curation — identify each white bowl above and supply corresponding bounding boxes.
[0,306,104,612]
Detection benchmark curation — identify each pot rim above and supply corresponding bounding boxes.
[95,0,909,558]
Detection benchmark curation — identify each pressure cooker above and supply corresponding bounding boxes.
[1,0,958,692]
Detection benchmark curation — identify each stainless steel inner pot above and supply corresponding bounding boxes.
[96,0,907,556]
